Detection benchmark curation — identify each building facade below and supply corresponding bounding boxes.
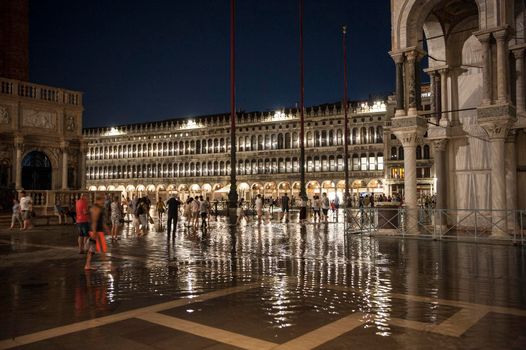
[84,97,435,202]
[390,0,526,236]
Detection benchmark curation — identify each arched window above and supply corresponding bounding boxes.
[337,129,343,145]
[196,140,201,154]
[352,154,360,171]
[360,127,366,144]
[398,146,404,160]
[321,130,327,147]
[277,133,284,149]
[352,128,357,145]
[284,133,291,149]
[377,152,384,170]
[251,135,257,150]
[315,130,321,147]
[258,135,263,150]
[391,146,397,160]
[416,145,422,159]
[369,127,375,144]
[306,131,312,147]
[423,144,430,159]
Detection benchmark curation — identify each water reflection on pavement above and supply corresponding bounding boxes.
[0,214,525,349]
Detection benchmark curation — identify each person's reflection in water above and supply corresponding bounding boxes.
[229,223,237,283]
[299,224,307,259]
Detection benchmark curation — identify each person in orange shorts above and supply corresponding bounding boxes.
[85,194,107,270]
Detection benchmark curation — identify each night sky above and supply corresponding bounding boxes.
[28,0,393,128]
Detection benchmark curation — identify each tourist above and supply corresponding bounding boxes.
[255,194,263,224]
[298,196,307,224]
[236,198,247,225]
[321,193,330,222]
[183,198,192,228]
[311,195,320,223]
[10,199,22,229]
[110,196,123,240]
[191,196,200,229]
[135,197,148,236]
[279,193,290,223]
[334,195,340,210]
[166,194,181,236]
[85,194,107,270]
[54,198,66,224]
[19,191,33,230]
[156,197,166,226]
[75,193,90,253]
[199,195,210,229]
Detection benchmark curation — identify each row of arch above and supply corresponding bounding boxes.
[89,179,385,200]
[87,127,384,160]
[86,153,385,180]
[390,145,430,160]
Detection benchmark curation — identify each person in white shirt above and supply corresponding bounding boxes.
[19,191,33,230]
[255,194,263,224]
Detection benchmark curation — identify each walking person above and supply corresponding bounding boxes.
[156,197,166,229]
[321,193,330,222]
[136,197,148,237]
[10,199,22,229]
[191,196,200,229]
[85,194,107,271]
[19,191,33,230]
[279,193,290,223]
[199,196,210,229]
[236,198,248,225]
[311,195,320,223]
[166,194,181,237]
[110,196,123,240]
[76,193,90,253]
[255,194,263,224]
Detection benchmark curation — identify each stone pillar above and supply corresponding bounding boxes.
[392,116,427,234]
[61,141,68,190]
[481,121,510,236]
[393,53,405,116]
[432,139,448,228]
[405,50,421,116]
[505,130,517,232]
[439,67,449,125]
[476,33,493,105]
[513,48,525,114]
[494,29,509,103]
[14,136,23,190]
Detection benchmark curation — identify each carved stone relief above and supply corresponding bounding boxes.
[0,105,9,124]
[22,109,57,129]
[65,115,76,132]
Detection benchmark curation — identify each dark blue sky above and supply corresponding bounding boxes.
[29,0,394,128]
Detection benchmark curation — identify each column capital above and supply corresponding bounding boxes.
[505,128,517,143]
[431,139,448,151]
[493,27,510,42]
[474,31,492,44]
[14,134,24,145]
[480,120,512,140]
[512,47,525,59]
[404,47,425,63]
[60,140,69,150]
[389,51,405,64]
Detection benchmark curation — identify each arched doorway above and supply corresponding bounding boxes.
[22,151,52,190]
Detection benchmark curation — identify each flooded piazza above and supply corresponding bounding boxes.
[0,214,525,350]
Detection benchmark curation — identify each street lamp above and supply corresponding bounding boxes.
[228,0,238,210]
[299,0,307,201]
[342,25,350,205]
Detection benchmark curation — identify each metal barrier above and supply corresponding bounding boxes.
[343,207,525,244]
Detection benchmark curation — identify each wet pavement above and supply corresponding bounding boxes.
[0,213,525,349]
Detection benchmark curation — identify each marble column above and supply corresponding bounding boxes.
[513,48,525,114]
[405,50,421,116]
[396,131,424,234]
[61,141,68,190]
[494,29,509,103]
[432,139,448,228]
[393,53,405,116]
[476,33,493,105]
[505,130,517,232]
[439,67,449,126]
[14,136,23,190]
[481,122,510,236]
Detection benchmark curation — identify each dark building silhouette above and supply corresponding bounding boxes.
[0,0,29,81]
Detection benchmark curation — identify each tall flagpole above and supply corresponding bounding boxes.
[299,0,307,201]
[342,25,350,204]
[228,0,238,209]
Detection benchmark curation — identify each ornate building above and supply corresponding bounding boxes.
[390,0,526,236]
[83,96,435,202]
[0,0,85,193]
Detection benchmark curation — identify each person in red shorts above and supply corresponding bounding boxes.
[76,193,90,253]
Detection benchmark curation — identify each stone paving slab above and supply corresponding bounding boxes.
[0,221,525,349]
